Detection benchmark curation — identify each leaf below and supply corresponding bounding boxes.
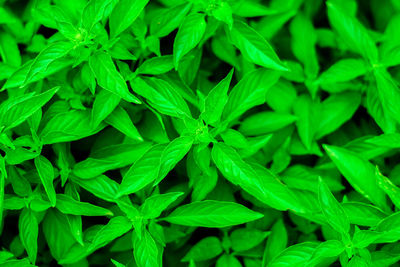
[228,20,287,71]
[263,219,288,265]
[130,77,191,119]
[162,200,263,228]
[307,240,345,266]
[318,58,368,85]
[150,3,192,37]
[111,259,126,267]
[212,142,302,212]
[318,177,350,235]
[316,92,361,138]
[81,0,116,32]
[156,135,194,184]
[40,110,105,145]
[133,230,159,267]
[23,41,73,85]
[374,211,400,243]
[352,228,383,248]
[218,255,243,267]
[0,86,58,131]
[140,192,184,219]
[374,67,400,125]
[89,51,140,103]
[323,145,388,211]
[289,13,319,80]
[173,13,206,68]
[55,194,113,216]
[136,55,174,75]
[89,216,133,252]
[34,155,56,207]
[201,69,233,125]
[239,111,297,136]
[105,106,143,141]
[267,242,319,267]
[326,0,378,62]
[72,175,119,202]
[109,0,149,37]
[222,69,281,123]
[0,32,21,67]
[18,209,38,264]
[375,167,400,209]
[91,89,121,127]
[119,144,165,196]
[182,236,222,262]
[220,129,248,149]
[366,82,397,133]
[293,94,320,150]
[230,228,269,252]
[342,202,386,227]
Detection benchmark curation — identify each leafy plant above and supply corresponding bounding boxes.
[0,0,400,266]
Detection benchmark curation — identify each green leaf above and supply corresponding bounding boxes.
[109,0,149,37]
[318,58,368,85]
[352,228,383,249]
[228,20,287,71]
[136,55,174,75]
[318,177,350,235]
[119,144,165,196]
[42,209,76,260]
[289,13,319,80]
[212,142,302,212]
[222,69,281,123]
[40,110,105,145]
[323,145,388,211]
[342,202,386,227]
[81,0,116,32]
[173,13,206,68]
[307,240,345,266]
[0,87,59,131]
[162,200,263,228]
[55,194,113,216]
[105,106,143,141]
[373,67,400,125]
[91,89,120,127]
[140,192,184,219]
[72,175,119,202]
[230,228,269,252]
[201,69,233,125]
[23,41,73,86]
[111,259,126,267]
[34,155,56,207]
[89,51,141,103]
[216,254,242,267]
[88,216,133,252]
[263,219,288,265]
[130,77,191,119]
[316,92,361,138]
[220,129,248,149]
[374,211,400,243]
[156,135,194,184]
[239,111,297,136]
[18,209,38,264]
[150,3,192,38]
[326,0,378,62]
[375,167,400,209]
[0,32,21,67]
[267,242,319,267]
[133,230,160,267]
[293,94,320,150]
[182,236,222,262]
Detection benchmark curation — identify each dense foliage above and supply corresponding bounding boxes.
[1,0,400,266]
